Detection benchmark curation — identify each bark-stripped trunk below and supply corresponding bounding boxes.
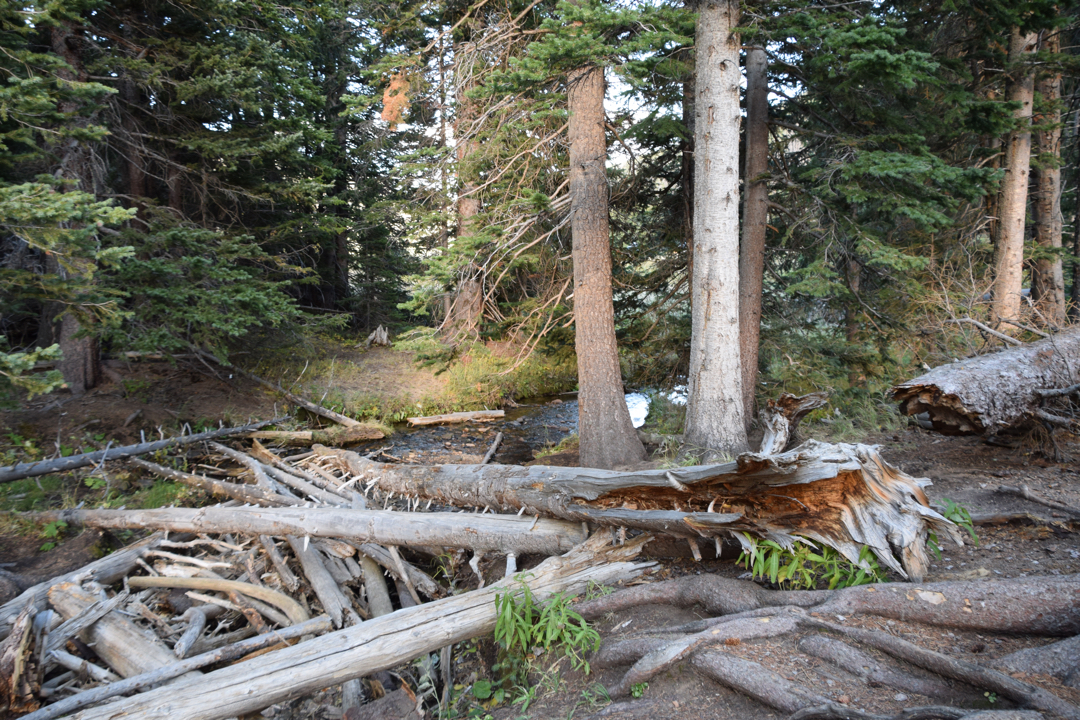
[892,325,1080,434]
[1072,192,1080,320]
[1031,29,1066,327]
[992,28,1038,329]
[568,62,645,469]
[685,0,748,457]
[315,441,964,582]
[50,20,100,395]
[739,45,768,427]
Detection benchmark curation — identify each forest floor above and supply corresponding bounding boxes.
[1,353,1078,720]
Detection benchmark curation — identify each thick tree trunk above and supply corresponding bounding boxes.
[992,28,1038,329]
[682,75,695,284]
[568,62,646,469]
[892,325,1080,433]
[50,21,100,395]
[685,0,748,457]
[1031,30,1066,327]
[45,506,588,556]
[739,45,768,426]
[315,441,964,582]
[64,535,652,720]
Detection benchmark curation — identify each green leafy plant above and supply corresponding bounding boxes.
[928,498,978,559]
[737,533,887,590]
[40,520,67,552]
[630,682,648,698]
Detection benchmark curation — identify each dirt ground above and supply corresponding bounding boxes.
[1,360,1078,720]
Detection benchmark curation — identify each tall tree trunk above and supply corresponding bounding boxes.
[684,0,748,458]
[991,28,1038,330]
[739,44,768,429]
[682,77,695,286]
[50,20,100,395]
[568,63,646,469]
[1072,192,1080,320]
[1031,29,1066,327]
[443,38,484,337]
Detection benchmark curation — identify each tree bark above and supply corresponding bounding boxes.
[685,0,748,458]
[64,535,652,720]
[891,325,1080,434]
[992,28,1038,329]
[1031,29,1066,328]
[739,44,768,428]
[568,60,645,469]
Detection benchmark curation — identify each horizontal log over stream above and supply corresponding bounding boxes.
[41,506,587,555]
[313,440,964,582]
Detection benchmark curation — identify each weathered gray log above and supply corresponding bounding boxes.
[992,635,1080,688]
[125,576,309,625]
[287,536,359,628]
[0,533,171,641]
[0,601,36,713]
[259,536,300,591]
[66,535,653,720]
[47,583,200,682]
[358,555,394,618]
[347,543,442,599]
[892,326,1080,434]
[406,410,504,426]
[43,505,588,555]
[0,418,284,484]
[757,392,829,455]
[314,440,963,582]
[21,616,332,720]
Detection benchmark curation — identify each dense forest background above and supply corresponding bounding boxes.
[2,0,1078,418]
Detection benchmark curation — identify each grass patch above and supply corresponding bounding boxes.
[534,433,578,459]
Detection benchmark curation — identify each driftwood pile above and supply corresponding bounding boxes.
[0,393,1075,719]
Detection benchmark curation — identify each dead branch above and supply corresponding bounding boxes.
[0,418,285,484]
[997,484,1080,518]
[125,576,308,625]
[406,410,505,426]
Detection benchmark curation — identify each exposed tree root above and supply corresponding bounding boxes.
[787,704,1041,720]
[992,636,1080,689]
[577,575,1080,636]
[690,648,828,712]
[797,636,985,704]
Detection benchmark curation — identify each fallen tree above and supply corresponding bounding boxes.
[892,326,1080,434]
[63,534,653,720]
[313,440,964,582]
[39,505,588,556]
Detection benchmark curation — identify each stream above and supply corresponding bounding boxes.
[365,392,653,465]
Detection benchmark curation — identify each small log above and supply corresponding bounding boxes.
[45,505,588,556]
[997,484,1080,518]
[47,583,199,682]
[313,440,963,582]
[0,418,284,484]
[359,555,394,618]
[248,425,386,446]
[259,536,300,592]
[481,431,503,465]
[66,535,653,720]
[0,533,171,641]
[20,616,332,720]
[208,441,276,492]
[406,410,505,426]
[287,536,359,628]
[892,325,1080,434]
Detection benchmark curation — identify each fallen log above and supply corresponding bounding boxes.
[892,325,1080,434]
[65,534,653,720]
[406,410,504,426]
[0,418,285,484]
[314,440,963,582]
[41,505,588,555]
